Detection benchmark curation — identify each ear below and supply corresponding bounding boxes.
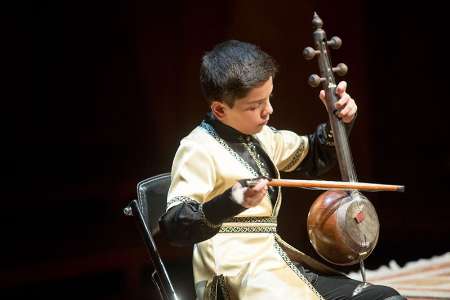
[211,101,227,120]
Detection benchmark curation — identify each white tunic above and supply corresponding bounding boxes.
[167,122,338,300]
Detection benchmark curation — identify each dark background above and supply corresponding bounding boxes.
[5,1,449,299]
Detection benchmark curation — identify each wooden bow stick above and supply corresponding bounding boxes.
[241,178,404,192]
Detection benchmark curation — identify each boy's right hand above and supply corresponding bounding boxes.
[231,178,268,208]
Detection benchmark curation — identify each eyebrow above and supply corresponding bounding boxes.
[245,92,274,105]
[246,98,266,105]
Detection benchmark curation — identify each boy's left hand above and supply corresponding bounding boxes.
[319,81,357,123]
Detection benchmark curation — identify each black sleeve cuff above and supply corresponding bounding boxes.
[159,201,221,246]
[202,187,247,225]
[158,190,247,246]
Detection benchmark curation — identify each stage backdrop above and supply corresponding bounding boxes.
[5,1,449,299]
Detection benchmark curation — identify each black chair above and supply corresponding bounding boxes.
[123,173,179,300]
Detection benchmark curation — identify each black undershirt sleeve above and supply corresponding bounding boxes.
[296,120,355,177]
[159,187,246,246]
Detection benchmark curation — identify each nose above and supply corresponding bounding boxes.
[262,100,273,116]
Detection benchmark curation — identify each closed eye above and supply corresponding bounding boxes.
[245,93,274,111]
[246,101,264,111]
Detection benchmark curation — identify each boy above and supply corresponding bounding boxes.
[160,40,403,300]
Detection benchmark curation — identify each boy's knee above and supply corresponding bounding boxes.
[357,284,405,300]
[383,296,407,300]
[375,285,405,300]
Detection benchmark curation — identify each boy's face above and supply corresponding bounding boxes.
[212,77,274,135]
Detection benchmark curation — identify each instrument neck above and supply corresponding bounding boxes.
[325,85,358,183]
[313,22,358,183]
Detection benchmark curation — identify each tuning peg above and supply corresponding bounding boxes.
[332,63,348,76]
[327,36,342,49]
[303,47,319,60]
[308,74,325,87]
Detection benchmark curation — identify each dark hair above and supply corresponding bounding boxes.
[200,40,278,107]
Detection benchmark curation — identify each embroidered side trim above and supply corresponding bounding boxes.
[217,275,231,300]
[284,140,306,171]
[166,195,191,208]
[208,276,218,300]
[219,225,277,233]
[273,241,325,300]
[208,275,231,300]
